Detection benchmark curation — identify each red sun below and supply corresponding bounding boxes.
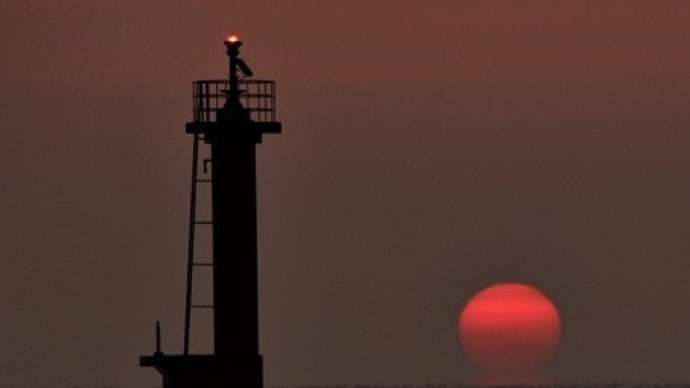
[458,283,561,379]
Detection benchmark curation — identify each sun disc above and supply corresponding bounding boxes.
[458,283,561,376]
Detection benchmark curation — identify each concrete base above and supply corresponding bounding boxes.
[140,354,263,388]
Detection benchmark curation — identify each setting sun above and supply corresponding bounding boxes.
[459,283,561,381]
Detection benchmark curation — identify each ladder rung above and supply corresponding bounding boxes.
[193,262,213,267]
[191,304,213,308]
[194,221,213,225]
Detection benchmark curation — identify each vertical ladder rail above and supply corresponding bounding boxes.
[183,133,201,355]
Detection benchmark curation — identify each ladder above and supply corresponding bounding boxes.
[183,132,213,355]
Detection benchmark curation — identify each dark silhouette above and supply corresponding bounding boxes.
[140,34,282,388]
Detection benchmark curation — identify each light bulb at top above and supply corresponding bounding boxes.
[225,32,241,44]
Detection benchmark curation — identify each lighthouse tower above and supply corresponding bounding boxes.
[140,33,281,388]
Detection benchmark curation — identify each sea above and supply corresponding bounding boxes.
[21,383,690,388]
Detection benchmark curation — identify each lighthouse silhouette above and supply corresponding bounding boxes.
[140,33,281,388]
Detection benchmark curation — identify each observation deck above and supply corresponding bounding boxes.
[191,79,278,123]
[185,79,281,141]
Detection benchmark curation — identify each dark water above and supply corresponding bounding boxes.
[21,384,690,388]
[273,384,690,388]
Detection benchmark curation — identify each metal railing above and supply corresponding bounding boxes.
[191,79,277,123]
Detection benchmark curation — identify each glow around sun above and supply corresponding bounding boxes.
[458,283,561,381]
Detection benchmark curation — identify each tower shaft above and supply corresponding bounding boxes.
[211,131,259,357]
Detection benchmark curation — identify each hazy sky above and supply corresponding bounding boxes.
[3,1,690,386]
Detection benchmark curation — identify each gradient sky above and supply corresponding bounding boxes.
[3,1,690,386]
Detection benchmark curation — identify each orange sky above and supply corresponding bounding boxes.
[2,1,690,386]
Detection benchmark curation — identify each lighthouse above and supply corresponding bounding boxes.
[140,33,281,388]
